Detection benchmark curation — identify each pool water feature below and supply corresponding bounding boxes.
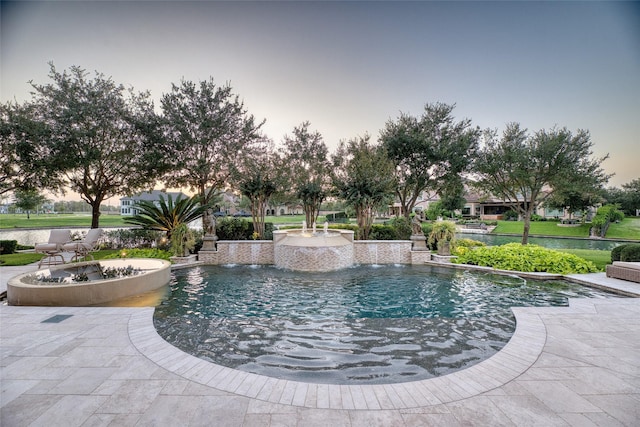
[154,265,617,385]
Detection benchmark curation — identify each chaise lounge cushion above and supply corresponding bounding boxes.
[612,261,640,271]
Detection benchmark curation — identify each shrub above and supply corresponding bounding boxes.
[217,217,251,240]
[611,244,630,262]
[249,222,274,240]
[452,243,598,274]
[620,244,640,262]
[503,210,518,221]
[325,211,349,223]
[216,218,275,240]
[102,228,163,249]
[0,240,18,255]
[456,238,486,248]
[103,248,172,261]
[428,221,457,255]
[389,216,412,240]
[369,224,397,240]
[590,204,625,237]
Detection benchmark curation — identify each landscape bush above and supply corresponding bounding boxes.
[103,248,172,261]
[456,238,486,248]
[503,210,518,221]
[427,221,457,254]
[325,211,349,223]
[620,244,640,262]
[102,228,163,249]
[216,218,275,240]
[391,216,412,239]
[611,244,630,262]
[590,204,625,238]
[0,240,18,255]
[452,243,598,274]
[369,224,397,240]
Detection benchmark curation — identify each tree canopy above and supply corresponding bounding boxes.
[28,63,162,228]
[237,140,280,239]
[332,135,396,240]
[159,78,265,230]
[13,188,48,219]
[0,100,61,196]
[473,123,610,244]
[380,102,479,219]
[279,122,331,227]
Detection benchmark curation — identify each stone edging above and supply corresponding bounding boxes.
[128,305,549,409]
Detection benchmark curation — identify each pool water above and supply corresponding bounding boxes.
[154,265,616,384]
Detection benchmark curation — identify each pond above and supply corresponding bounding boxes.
[457,233,623,250]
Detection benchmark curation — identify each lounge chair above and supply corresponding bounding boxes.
[606,261,640,284]
[62,228,103,263]
[35,229,71,268]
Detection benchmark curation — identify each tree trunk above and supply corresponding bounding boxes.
[521,209,532,245]
[303,202,320,231]
[91,202,101,228]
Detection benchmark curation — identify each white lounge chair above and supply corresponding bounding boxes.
[35,229,71,268]
[62,228,103,262]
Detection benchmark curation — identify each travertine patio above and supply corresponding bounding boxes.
[1,269,639,426]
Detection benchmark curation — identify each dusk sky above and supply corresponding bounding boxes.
[2,1,639,194]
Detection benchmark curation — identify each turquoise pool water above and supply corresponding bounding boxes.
[154,265,616,384]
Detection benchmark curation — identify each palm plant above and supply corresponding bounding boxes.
[428,221,457,255]
[124,194,207,239]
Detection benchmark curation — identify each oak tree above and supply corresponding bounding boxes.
[473,123,610,244]
[29,64,162,228]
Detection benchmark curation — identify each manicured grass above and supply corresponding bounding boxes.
[492,218,640,240]
[556,249,612,271]
[1,213,309,229]
[0,252,44,266]
[604,217,640,240]
[492,220,591,237]
[0,214,127,229]
[87,249,120,260]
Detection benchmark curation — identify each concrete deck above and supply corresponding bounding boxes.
[1,265,639,426]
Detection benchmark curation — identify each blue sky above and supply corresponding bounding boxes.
[2,1,639,189]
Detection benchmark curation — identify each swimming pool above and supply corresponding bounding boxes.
[154,265,616,384]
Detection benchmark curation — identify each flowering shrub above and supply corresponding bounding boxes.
[452,243,598,274]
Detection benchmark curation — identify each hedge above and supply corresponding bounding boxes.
[0,240,18,255]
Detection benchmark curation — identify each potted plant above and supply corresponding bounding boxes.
[428,220,457,256]
[170,223,196,263]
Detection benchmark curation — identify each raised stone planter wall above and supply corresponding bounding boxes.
[7,259,171,306]
[198,241,274,265]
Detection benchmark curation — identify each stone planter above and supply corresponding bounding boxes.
[170,254,198,264]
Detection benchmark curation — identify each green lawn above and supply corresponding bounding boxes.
[604,217,640,240]
[0,252,44,266]
[556,249,611,271]
[0,213,126,229]
[0,213,310,229]
[492,220,591,237]
[492,218,640,240]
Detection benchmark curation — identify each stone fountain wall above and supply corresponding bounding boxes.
[199,238,430,269]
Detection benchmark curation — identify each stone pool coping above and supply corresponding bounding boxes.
[129,304,547,409]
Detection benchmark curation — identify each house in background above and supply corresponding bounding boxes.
[120,190,189,216]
